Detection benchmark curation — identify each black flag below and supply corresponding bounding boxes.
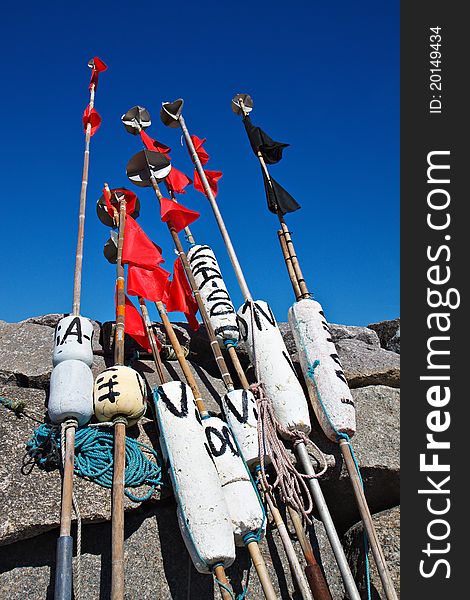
[262,170,301,215]
[243,116,289,164]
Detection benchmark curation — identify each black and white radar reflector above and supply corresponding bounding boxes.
[121,106,151,135]
[231,93,253,116]
[103,232,118,264]
[160,99,184,128]
[96,188,140,227]
[126,150,172,186]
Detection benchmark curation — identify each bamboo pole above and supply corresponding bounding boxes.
[237,97,398,600]
[173,108,361,600]
[72,84,96,316]
[110,186,128,600]
[138,297,166,384]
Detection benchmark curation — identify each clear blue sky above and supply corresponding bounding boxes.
[1,1,398,327]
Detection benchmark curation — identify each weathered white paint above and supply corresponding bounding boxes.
[204,416,265,547]
[237,300,311,435]
[48,359,93,426]
[221,389,262,468]
[288,299,356,441]
[93,365,146,426]
[154,381,235,573]
[187,245,239,343]
[53,316,94,367]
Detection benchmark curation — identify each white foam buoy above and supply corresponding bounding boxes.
[53,315,94,367]
[93,365,147,426]
[220,389,262,468]
[187,245,239,343]
[204,416,265,547]
[48,359,94,426]
[154,381,235,573]
[237,300,311,434]
[288,299,356,441]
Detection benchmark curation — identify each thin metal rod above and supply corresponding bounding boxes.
[72,85,96,316]
[263,485,313,600]
[288,506,333,600]
[296,442,361,600]
[111,420,126,600]
[138,297,167,385]
[178,114,252,300]
[339,440,398,600]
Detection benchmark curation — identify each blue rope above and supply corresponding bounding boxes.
[292,305,372,600]
[26,423,165,502]
[223,339,239,350]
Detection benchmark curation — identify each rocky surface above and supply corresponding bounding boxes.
[368,319,401,355]
[0,314,400,599]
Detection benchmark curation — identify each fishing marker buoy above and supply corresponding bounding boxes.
[154,381,235,573]
[126,150,172,187]
[48,359,94,426]
[187,244,239,343]
[237,300,311,435]
[93,366,147,426]
[121,106,151,135]
[53,315,94,367]
[204,416,265,546]
[220,389,264,468]
[288,299,356,441]
[160,99,184,128]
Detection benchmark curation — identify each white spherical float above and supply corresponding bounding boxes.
[237,300,311,435]
[203,415,265,547]
[288,298,356,441]
[48,359,94,426]
[154,381,235,573]
[187,245,239,343]
[53,315,94,367]
[93,365,147,426]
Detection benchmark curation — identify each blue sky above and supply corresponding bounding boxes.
[1,1,398,327]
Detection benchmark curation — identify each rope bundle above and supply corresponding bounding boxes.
[26,423,165,501]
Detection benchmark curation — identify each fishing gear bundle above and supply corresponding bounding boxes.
[22,57,398,600]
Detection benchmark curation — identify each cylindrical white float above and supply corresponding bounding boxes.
[154,381,235,573]
[221,389,261,468]
[187,245,239,343]
[204,416,265,547]
[93,365,147,426]
[48,359,94,426]
[288,299,356,441]
[53,316,94,367]
[237,300,311,435]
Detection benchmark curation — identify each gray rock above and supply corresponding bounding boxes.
[0,500,354,600]
[335,340,400,389]
[343,506,400,599]
[0,385,164,546]
[307,385,400,533]
[368,320,400,354]
[0,322,54,388]
[19,314,66,329]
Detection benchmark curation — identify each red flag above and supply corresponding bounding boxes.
[193,169,223,198]
[160,197,200,233]
[127,265,170,303]
[121,295,152,352]
[166,167,192,195]
[89,56,108,90]
[139,130,171,155]
[165,258,199,331]
[102,187,138,219]
[83,106,102,136]
[191,135,210,165]
[122,216,164,270]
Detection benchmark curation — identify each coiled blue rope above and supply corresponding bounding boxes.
[26,423,165,502]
